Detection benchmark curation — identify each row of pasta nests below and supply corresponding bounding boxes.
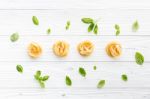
[27,40,122,58]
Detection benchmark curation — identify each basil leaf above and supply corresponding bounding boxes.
[10,33,19,42]
[97,80,105,88]
[42,75,49,81]
[135,52,144,65]
[93,66,97,70]
[81,18,93,24]
[66,21,70,30]
[132,20,139,32]
[79,67,86,77]
[88,23,94,32]
[16,65,23,73]
[116,30,120,36]
[36,70,41,77]
[115,24,120,30]
[34,70,41,80]
[39,81,45,88]
[114,24,120,36]
[121,74,128,81]
[47,28,51,34]
[32,16,39,25]
[65,76,72,86]
[94,24,98,34]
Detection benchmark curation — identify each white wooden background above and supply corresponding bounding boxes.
[0,0,150,99]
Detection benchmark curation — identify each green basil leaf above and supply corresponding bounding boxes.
[65,76,72,86]
[121,74,128,81]
[10,33,19,42]
[93,66,97,70]
[116,30,120,36]
[94,24,98,34]
[115,24,120,30]
[34,70,41,80]
[39,81,45,88]
[97,80,105,88]
[47,28,51,34]
[81,18,93,24]
[32,16,39,25]
[79,67,86,77]
[132,20,139,32]
[16,65,23,73]
[88,23,94,32]
[65,21,70,30]
[41,75,49,81]
[135,52,144,65]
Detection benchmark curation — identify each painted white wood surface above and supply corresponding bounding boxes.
[0,0,150,99]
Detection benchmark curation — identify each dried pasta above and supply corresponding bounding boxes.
[77,40,94,56]
[105,41,122,58]
[53,41,69,57]
[28,42,42,58]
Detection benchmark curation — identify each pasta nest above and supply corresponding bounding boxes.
[53,41,69,57]
[105,41,122,58]
[27,42,42,58]
[77,40,94,56]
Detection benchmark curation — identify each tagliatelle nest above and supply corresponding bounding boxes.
[28,42,42,58]
[53,41,69,57]
[77,40,94,56]
[105,41,122,58]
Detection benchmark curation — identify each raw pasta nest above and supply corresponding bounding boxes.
[28,42,42,58]
[77,40,94,56]
[53,41,69,57]
[105,41,122,58]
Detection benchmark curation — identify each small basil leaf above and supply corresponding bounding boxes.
[93,66,97,70]
[94,24,98,34]
[132,20,139,32]
[115,24,120,30]
[88,23,94,32]
[79,67,86,77]
[10,33,19,42]
[97,80,105,88]
[39,81,45,88]
[116,30,120,36]
[47,28,51,34]
[81,18,93,24]
[65,76,72,86]
[121,74,128,81]
[135,52,144,65]
[42,75,49,81]
[16,65,23,73]
[32,16,39,25]
[65,21,70,30]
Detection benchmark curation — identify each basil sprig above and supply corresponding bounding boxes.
[34,70,49,88]
[81,18,99,34]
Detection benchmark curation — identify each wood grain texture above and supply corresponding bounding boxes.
[0,0,150,99]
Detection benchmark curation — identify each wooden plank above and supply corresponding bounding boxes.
[0,36,149,61]
[0,62,150,88]
[0,9,149,36]
[0,88,150,99]
[0,0,150,9]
